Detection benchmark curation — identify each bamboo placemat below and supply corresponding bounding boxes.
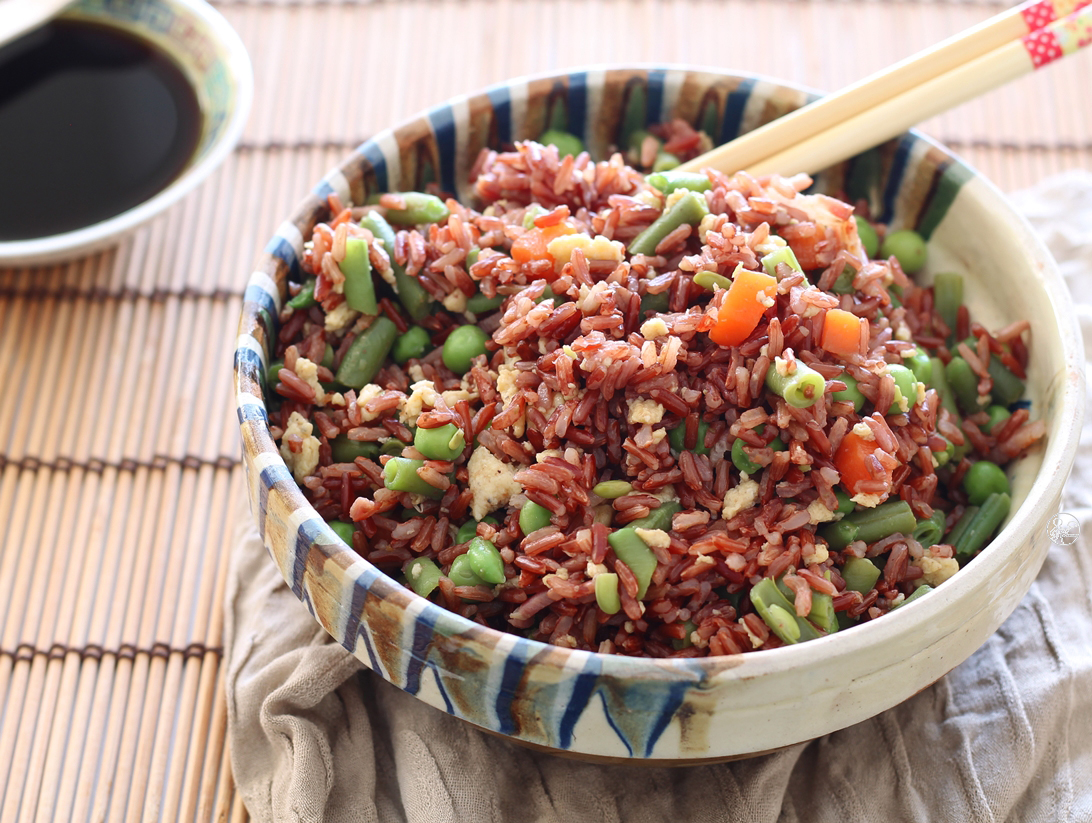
[0,1,1088,819]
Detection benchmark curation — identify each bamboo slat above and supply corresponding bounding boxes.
[0,1,1087,820]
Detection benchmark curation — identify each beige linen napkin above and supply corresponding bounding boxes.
[226,172,1092,823]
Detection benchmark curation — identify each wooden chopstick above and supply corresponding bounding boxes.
[679,0,1092,178]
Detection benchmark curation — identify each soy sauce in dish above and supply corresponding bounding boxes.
[0,20,203,242]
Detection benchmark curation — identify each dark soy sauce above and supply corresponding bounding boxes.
[0,20,203,241]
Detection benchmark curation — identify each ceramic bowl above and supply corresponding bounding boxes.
[0,0,252,267]
[233,66,1084,762]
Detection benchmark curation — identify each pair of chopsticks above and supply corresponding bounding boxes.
[679,0,1092,178]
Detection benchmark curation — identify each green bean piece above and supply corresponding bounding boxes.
[628,190,709,257]
[933,436,954,468]
[831,263,857,295]
[834,489,856,515]
[287,278,317,310]
[382,456,446,499]
[392,325,432,365]
[341,236,378,315]
[841,500,918,545]
[647,169,712,195]
[671,619,698,650]
[765,359,826,409]
[335,316,398,389]
[651,151,680,173]
[760,246,803,277]
[837,612,860,631]
[854,216,879,259]
[905,347,932,384]
[592,480,634,499]
[266,359,285,390]
[820,519,859,551]
[406,557,443,597]
[985,405,1011,433]
[538,129,584,158]
[841,556,882,594]
[467,536,505,584]
[954,492,1011,558]
[466,291,504,314]
[359,211,433,322]
[382,192,450,226]
[945,506,978,551]
[640,291,670,314]
[732,437,762,475]
[627,500,682,532]
[893,583,934,610]
[987,356,1025,407]
[668,420,710,456]
[928,356,961,419]
[519,501,553,535]
[912,508,947,548]
[607,527,657,598]
[625,128,655,154]
[521,204,548,229]
[380,437,409,457]
[455,520,479,544]
[447,553,485,587]
[832,372,866,412]
[413,422,466,461]
[749,578,822,643]
[945,356,985,416]
[880,228,927,273]
[594,573,622,615]
[932,272,963,338]
[808,592,839,634]
[329,520,355,545]
[330,435,379,463]
[693,270,732,292]
[963,460,1010,506]
[441,325,489,374]
[886,364,919,414]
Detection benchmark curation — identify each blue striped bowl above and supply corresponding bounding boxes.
[234,66,1083,761]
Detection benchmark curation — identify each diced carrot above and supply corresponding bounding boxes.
[708,267,777,347]
[510,221,577,264]
[834,429,893,498]
[821,308,863,358]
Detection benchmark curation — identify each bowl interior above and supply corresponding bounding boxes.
[234,66,1084,760]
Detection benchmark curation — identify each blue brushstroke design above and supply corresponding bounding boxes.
[880,135,914,225]
[233,345,263,378]
[598,691,633,757]
[403,607,439,695]
[566,70,588,143]
[236,399,268,426]
[428,104,458,196]
[640,679,693,757]
[312,178,336,202]
[264,234,300,280]
[487,84,512,144]
[358,138,390,192]
[290,516,326,598]
[646,68,665,125]
[494,650,527,737]
[428,664,455,715]
[243,282,278,318]
[557,657,602,749]
[342,565,384,674]
[721,76,756,141]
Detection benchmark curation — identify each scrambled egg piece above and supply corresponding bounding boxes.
[280,411,320,482]
[851,492,886,508]
[547,233,625,270]
[627,398,665,425]
[442,290,468,312]
[640,317,670,339]
[496,364,525,437]
[913,555,960,587]
[400,380,442,426]
[467,446,523,521]
[324,301,359,333]
[355,383,387,421]
[634,528,671,550]
[802,543,830,566]
[806,500,838,525]
[721,478,759,521]
[293,357,326,404]
[852,422,875,440]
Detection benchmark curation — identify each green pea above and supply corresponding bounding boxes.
[834,489,856,515]
[519,501,553,535]
[466,291,504,314]
[962,460,1010,506]
[538,129,585,158]
[329,520,355,545]
[455,516,498,544]
[392,326,432,365]
[833,372,865,412]
[640,291,670,314]
[594,573,621,615]
[266,359,285,389]
[732,437,761,475]
[442,325,489,374]
[831,263,856,295]
[985,405,1011,433]
[668,420,709,456]
[413,422,466,461]
[905,348,932,384]
[467,536,505,584]
[521,204,548,229]
[880,228,927,273]
[406,557,443,597]
[854,215,879,259]
[651,151,680,173]
[447,553,485,587]
[593,480,634,499]
[886,364,919,414]
[382,192,450,226]
[842,556,881,594]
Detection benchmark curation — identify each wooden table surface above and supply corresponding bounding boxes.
[1,1,1088,819]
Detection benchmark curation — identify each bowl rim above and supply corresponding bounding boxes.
[235,64,1086,683]
[0,0,254,267]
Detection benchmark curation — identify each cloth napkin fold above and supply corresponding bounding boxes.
[225,172,1092,823]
